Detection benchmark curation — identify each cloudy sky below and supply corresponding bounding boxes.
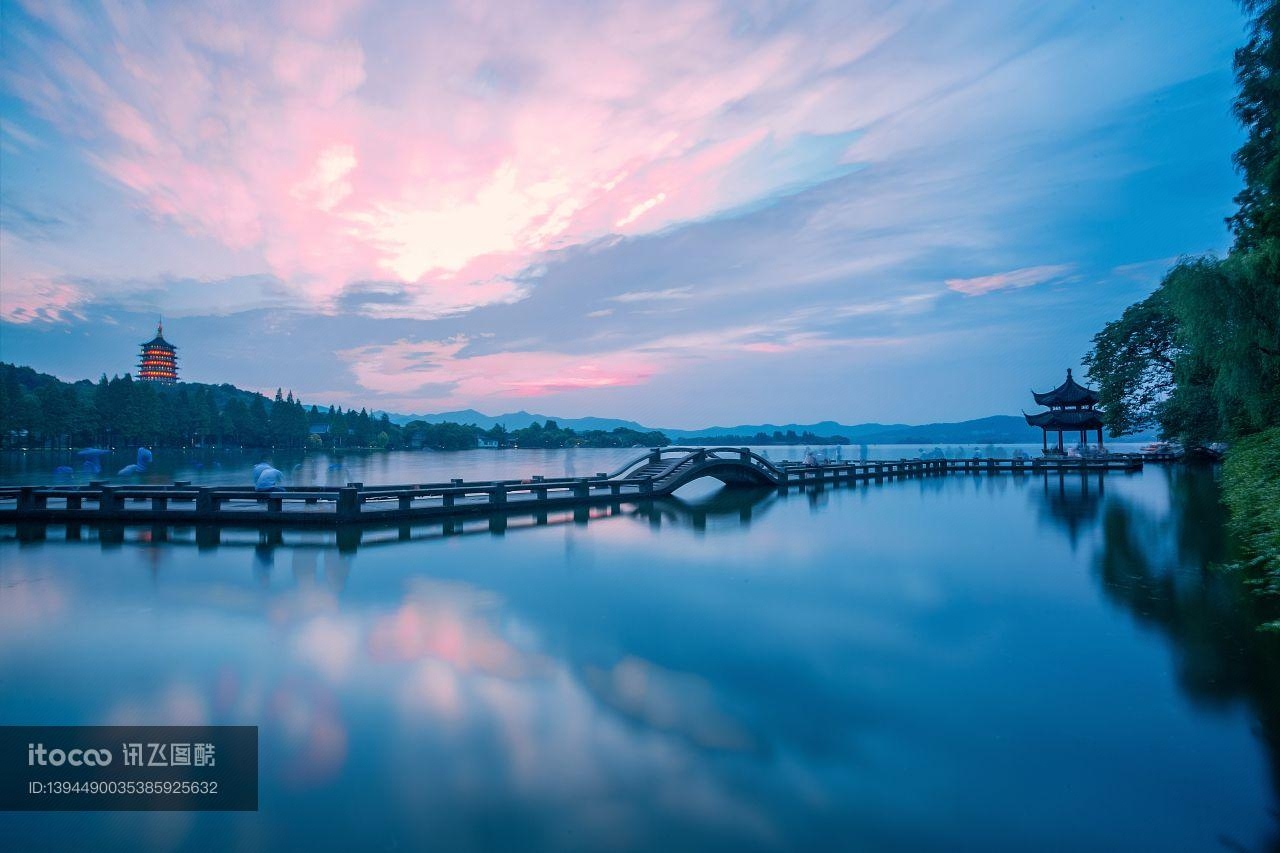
[0,0,1249,427]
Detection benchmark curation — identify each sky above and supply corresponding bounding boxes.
[0,0,1251,428]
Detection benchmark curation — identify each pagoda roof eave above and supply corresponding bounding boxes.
[1032,368,1100,407]
[1025,409,1104,430]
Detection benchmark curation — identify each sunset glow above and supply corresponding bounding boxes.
[0,0,1248,424]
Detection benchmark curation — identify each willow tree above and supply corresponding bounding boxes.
[1085,1,1280,445]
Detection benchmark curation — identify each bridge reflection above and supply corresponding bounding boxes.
[5,484,783,559]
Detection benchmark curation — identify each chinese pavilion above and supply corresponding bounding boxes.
[1024,368,1103,454]
[138,321,179,384]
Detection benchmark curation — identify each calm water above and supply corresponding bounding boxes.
[1,459,1277,851]
[0,444,1150,488]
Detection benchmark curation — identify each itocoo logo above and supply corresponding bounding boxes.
[27,743,112,767]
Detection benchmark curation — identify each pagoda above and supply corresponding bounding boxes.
[138,321,179,384]
[1024,368,1103,454]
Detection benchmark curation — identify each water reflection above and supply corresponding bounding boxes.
[1032,465,1280,851]
[1034,470,1107,549]
[3,469,1279,850]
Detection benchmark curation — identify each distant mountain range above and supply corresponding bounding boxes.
[379,410,1156,444]
[381,409,654,433]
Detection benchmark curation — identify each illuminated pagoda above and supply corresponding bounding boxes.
[138,321,179,384]
[1024,368,1104,454]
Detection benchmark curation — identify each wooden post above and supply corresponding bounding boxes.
[98,486,122,514]
[490,485,507,506]
[399,493,413,511]
[337,487,359,520]
[67,495,82,510]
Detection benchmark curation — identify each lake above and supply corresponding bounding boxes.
[1,452,1276,851]
[0,443,1150,488]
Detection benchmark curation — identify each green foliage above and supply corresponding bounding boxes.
[507,421,669,448]
[1168,240,1280,439]
[1082,288,1180,436]
[403,421,484,450]
[1085,2,1280,445]
[0,362,399,450]
[1084,1,1280,610]
[1084,246,1280,444]
[1222,426,1280,599]
[1228,0,1280,248]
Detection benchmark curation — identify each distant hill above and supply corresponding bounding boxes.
[661,420,909,441]
[380,409,1156,445]
[380,408,654,434]
[857,415,1068,445]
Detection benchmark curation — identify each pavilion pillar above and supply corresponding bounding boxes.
[1042,430,1047,452]
[1057,431,1063,452]
[1097,427,1104,448]
[1079,429,1086,448]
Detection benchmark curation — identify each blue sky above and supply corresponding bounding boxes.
[0,0,1249,427]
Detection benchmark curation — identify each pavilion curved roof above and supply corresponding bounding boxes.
[1024,409,1104,429]
[1032,369,1099,407]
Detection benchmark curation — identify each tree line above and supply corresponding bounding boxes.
[2,363,399,450]
[0,364,675,451]
[1083,0,1279,613]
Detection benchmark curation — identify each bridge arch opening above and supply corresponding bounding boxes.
[662,461,778,493]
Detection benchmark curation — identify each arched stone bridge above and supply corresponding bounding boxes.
[607,446,783,492]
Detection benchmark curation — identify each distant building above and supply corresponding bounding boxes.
[138,321,179,384]
[1024,368,1104,454]
[477,436,499,449]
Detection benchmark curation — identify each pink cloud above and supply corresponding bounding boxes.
[339,337,659,403]
[8,1,903,318]
[335,315,917,408]
[0,232,86,323]
[944,264,1074,296]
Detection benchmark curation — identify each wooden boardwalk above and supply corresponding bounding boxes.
[0,446,1143,528]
